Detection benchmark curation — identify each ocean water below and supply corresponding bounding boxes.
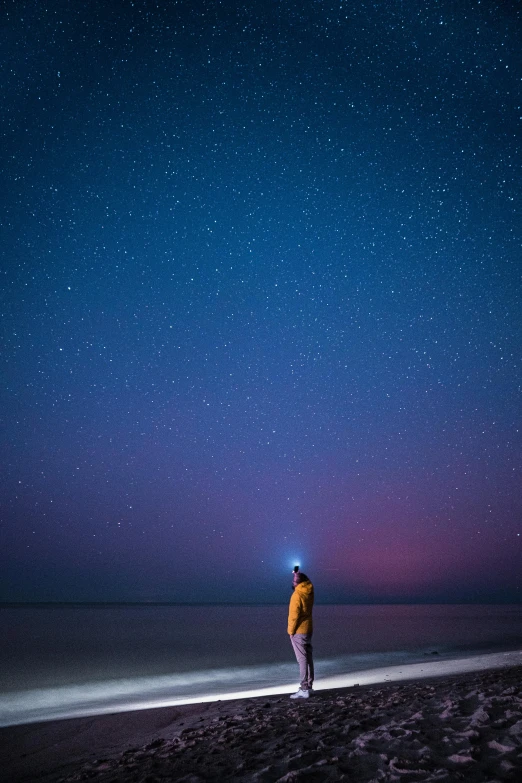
[1,603,522,726]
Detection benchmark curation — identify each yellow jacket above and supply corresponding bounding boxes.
[287,580,314,635]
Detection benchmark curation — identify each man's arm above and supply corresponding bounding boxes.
[287,593,302,635]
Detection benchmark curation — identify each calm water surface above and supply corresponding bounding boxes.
[2,603,522,692]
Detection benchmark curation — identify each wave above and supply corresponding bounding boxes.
[2,648,521,728]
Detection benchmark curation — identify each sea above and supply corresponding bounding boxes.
[1,603,522,727]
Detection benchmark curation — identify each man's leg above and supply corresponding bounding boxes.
[290,633,314,690]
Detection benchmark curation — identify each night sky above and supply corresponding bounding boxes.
[1,0,521,604]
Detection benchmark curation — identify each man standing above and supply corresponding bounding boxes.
[288,569,314,698]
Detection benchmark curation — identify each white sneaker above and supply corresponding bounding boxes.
[290,689,310,699]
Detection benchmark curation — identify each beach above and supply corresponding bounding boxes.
[2,661,521,782]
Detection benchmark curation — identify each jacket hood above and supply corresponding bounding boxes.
[295,580,314,597]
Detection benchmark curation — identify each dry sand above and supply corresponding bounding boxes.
[1,665,521,782]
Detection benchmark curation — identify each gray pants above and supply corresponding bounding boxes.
[290,633,314,691]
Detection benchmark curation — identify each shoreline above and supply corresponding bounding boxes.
[1,656,521,782]
[2,649,521,729]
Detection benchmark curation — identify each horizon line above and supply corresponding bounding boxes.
[1,599,522,607]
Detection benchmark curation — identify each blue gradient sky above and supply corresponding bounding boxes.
[1,0,521,603]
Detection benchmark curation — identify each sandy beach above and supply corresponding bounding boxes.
[1,662,521,783]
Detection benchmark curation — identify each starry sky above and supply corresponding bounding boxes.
[1,0,521,604]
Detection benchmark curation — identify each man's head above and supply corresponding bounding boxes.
[292,571,310,588]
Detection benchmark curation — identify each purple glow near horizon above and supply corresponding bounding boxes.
[1,0,520,604]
